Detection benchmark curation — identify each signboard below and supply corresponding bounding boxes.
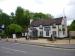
[69,31,75,44]
[69,31,75,37]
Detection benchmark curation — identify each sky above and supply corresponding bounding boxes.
[0,0,75,25]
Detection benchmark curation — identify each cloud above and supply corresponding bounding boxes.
[65,0,75,20]
[68,0,75,5]
[0,0,5,2]
[33,0,44,4]
[0,0,69,15]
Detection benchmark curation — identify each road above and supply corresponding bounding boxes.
[0,41,75,56]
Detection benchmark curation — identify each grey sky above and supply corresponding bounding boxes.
[0,0,75,25]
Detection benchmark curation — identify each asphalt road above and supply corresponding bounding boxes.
[0,41,75,56]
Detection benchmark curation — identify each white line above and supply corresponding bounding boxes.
[1,47,27,54]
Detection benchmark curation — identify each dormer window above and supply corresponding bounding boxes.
[39,25,43,29]
[44,26,50,31]
[52,24,56,28]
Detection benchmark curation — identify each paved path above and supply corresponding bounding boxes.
[5,38,75,44]
[0,41,75,56]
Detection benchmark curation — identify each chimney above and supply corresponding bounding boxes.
[30,19,33,24]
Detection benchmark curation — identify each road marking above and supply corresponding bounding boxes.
[1,47,27,54]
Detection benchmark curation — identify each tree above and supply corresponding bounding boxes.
[8,24,23,34]
[10,12,15,23]
[15,7,53,27]
[0,10,11,38]
[24,10,30,27]
[15,7,24,25]
[69,20,75,31]
[30,12,53,20]
[0,12,10,26]
[11,12,14,17]
[15,7,30,28]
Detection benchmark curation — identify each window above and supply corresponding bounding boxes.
[46,30,49,36]
[62,28,65,31]
[63,31,65,35]
[52,24,56,28]
[44,26,50,31]
[39,27,43,29]
[59,29,61,31]
[53,31,56,37]
[62,25,65,35]
[52,26,56,28]
[62,25,64,27]
[62,28,65,34]
[40,31,43,36]
[39,25,43,29]
[44,26,50,36]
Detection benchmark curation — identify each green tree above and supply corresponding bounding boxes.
[15,7,24,25]
[10,12,15,23]
[30,12,53,20]
[0,10,11,37]
[69,20,75,31]
[8,24,23,34]
[0,12,10,26]
[24,10,30,27]
[11,12,14,17]
[15,7,30,28]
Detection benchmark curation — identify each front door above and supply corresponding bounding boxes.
[46,30,49,36]
[40,31,43,37]
[32,29,38,37]
[53,31,56,37]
